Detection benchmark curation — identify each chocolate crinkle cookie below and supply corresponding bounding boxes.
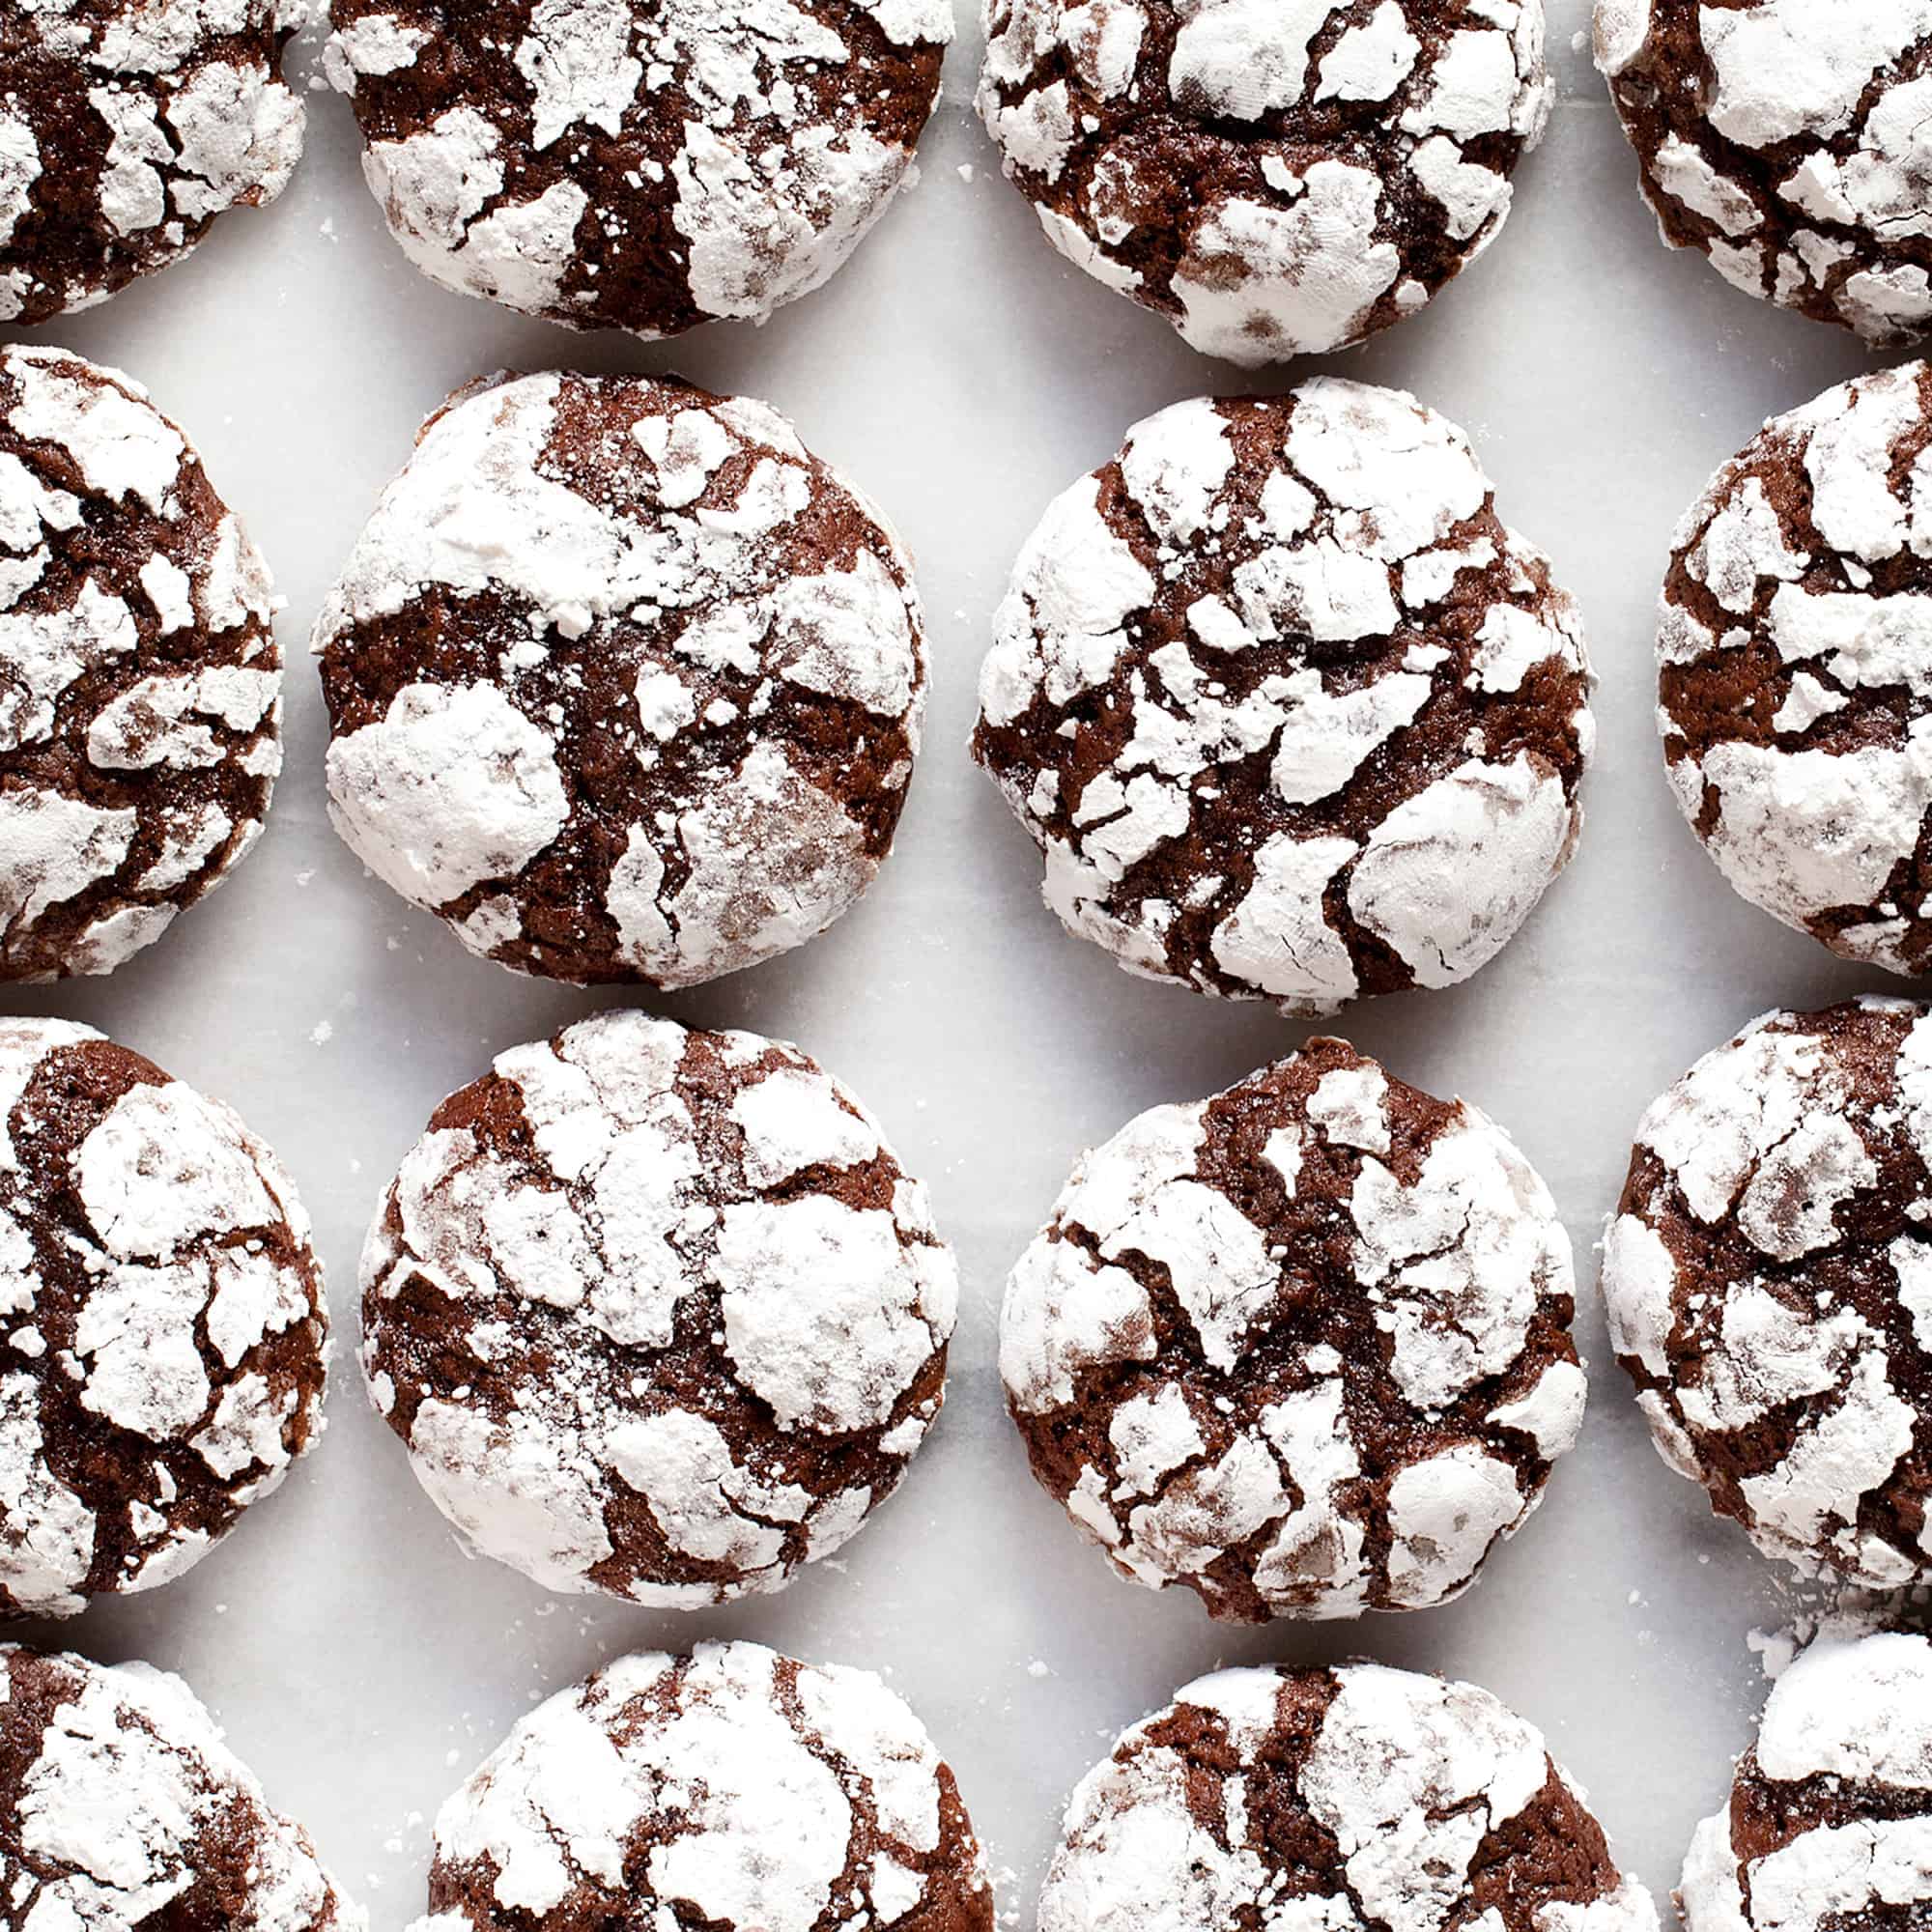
[0,0,303,325]
[978,0,1551,364]
[361,1009,956,1606]
[410,1641,992,1932]
[1598,0,1932,344]
[974,382,1591,1016]
[0,1017,327,1619]
[1040,1662,1659,1932]
[316,370,926,987]
[0,1645,362,1931]
[327,0,950,338]
[1603,1000,1932,1589]
[1001,1039,1585,1623]
[1683,1632,1932,1932]
[0,345,281,981]
[1659,361,1932,978]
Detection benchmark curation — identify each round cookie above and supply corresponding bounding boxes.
[0,0,303,326]
[326,0,950,339]
[0,345,282,981]
[1000,1038,1585,1623]
[1597,0,1932,345]
[978,0,1552,365]
[1683,1632,1932,1932]
[973,381,1592,1015]
[1658,361,1932,978]
[411,1641,992,1932]
[360,1009,956,1606]
[0,1645,360,1930]
[1040,1662,1659,1932]
[316,370,927,987]
[1603,1000,1932,1588]
[0,1017,327,1619]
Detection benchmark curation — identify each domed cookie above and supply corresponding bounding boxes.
[978,0,1552,364]
[317,370,926,987]
[0,1017,327,1619]
[973,382,1591,1015]
[1659,361,1932,977]
[0,345,281,980]
[1683,1632,1932,1932]
[1040,1662,1659,1932]
[410,1641,992,1932]
[0,1645,361,1930]
[0,0,303,325]
[1598,0,1932,344]
[1603,999,1932,1588]
[1001,1038,1585,1622]
[327,0,950,338]
[360,1009,956,1606]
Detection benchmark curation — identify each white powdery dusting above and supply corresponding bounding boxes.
[980,379,1589,1017]
[984,0,1548,359]
[367,1010,954,1605]
[4,1649,358,1932]
[423,1643,972,1930]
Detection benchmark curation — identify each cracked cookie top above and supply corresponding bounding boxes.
[1659,360,1932,978]
[0,1644,361,1932]
[0,1016,327,1621]
[0,0,304,324]
[1598,0,1932,345]
[978,0,1551,365]
[1039,1661,1658,1932]
[1000,1038,1584,1623]
[1604,999,1932,1588]
[327,0,950,338]
[361,1009,957,1607]
[973,381,1592,1016]
[315,369,927,988]
[409,1642,992,1932]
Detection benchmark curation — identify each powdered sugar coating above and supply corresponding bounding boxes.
[0,1016,326,1619]
[316,371,926,987]
[979,0,1551,365]
[1599,0,1932,345]
[1681,1631,1932,1932]
[974,382,1591,1016]
[0,1644,362,1931]
[0,0,303,324]
[1001,1038,1583,1623]
[410,1641,990,1932]
[1603,1000,1932,1587]
[1041,1661,1659,1932]
[328,0,948,339]
[1658,361,1932,974]
[0,346,280,980]
[360,1009,955,1606]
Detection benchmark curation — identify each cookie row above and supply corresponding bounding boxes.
[0,993,1914,1627]
[6,1627,1918,1932]
[0,343,1907,1004]
[11,4,1919,365]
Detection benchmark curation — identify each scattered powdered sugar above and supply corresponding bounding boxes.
[331,0,949,337]
[317,370,926,989]
[0,1644,361,1929]
[360,1010,955,1605]
[976,381,1591,1017]
[1040,1661,1658,1932]
[980,0,1552,362]
[0,1016,327,1617]
[1001,1038,1583,1623]
[1682,1631,1932,1932]
[411,1642,989,1932]
[1604,1000,1932,1587]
